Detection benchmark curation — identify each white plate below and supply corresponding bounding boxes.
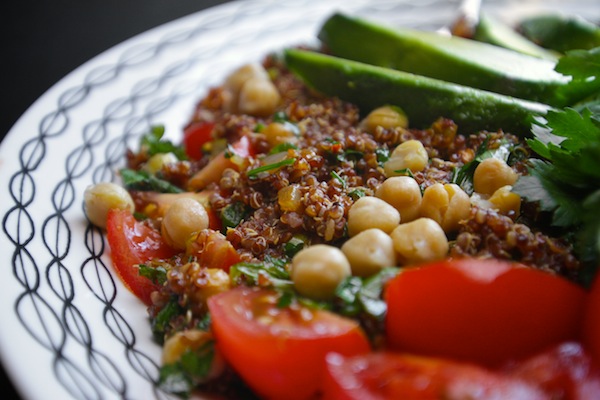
[0,1,598,399]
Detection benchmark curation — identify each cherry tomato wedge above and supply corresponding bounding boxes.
[322,352,546,400]
[186,229,240,272]
[507,341,600,399]
[385,258,587,367]
[208,286,371,400]
[106,209,177,305]
[183,121,215,160]
[583,271,600,365]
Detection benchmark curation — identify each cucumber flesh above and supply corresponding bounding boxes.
[473,14,559,61]
[318,13,586,107]
[284,48,552,136]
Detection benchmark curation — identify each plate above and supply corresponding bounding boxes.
[0,0,598,399]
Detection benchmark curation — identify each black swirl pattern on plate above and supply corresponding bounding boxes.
[1,0,459,398]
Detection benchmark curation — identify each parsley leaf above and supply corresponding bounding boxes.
[120,168,184,193]
[514,106,600,283]
[141,125,187,160]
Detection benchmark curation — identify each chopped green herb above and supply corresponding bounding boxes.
[451,139,516,195]
[220,201,250,231]
[284,234,307,257]
[120,168,184,193]
[269,142,298,154]
[393,168,417,180]
[247,157,296,178]
[330,170,347,188]
[348,189,366,200]
[514,106,600,284]
[138,264,168,286]
[159,342,215,397]
[230,259,293,289]
[151,298,184,343]
[141,125,187,160]
[375,148,390,166]
[334,267,399,321]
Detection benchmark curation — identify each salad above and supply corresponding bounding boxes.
[82,9,600,400]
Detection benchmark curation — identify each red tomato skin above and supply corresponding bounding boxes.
[385,258,587,367]
[583,272,600,366]
[183,122,215,160]
[208,286,371,400]
[186,229,240,272]
[507,341,600,400]
[322,352,547,400]
[106,209,177,305]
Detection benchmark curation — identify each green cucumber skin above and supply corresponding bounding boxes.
[318,13,577,107]
[519,14,600,53]
[284,49,552,136]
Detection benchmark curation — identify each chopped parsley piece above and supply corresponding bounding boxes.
[151,298,184,343]
[138,264,168,286]
[284,234,307,258]
[269,142,298,154]
[120,168,184,193]
[348,189,366,200]
[220,201,250,231]
[159,342,216,397]
[334,267,400,321]
[451,138,516,195]
[141,125,187,160]
[230,258,293,289]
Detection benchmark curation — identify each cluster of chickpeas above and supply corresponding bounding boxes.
[290,106,522,301]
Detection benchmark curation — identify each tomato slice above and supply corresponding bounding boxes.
[322,352,547,400]
[183,121,215,160]
[385,258,587,367]
[186,229,240,272]
[106,209,177,305]
[207,286,371,400]
[583,271,600,365]
[508,341,600,399]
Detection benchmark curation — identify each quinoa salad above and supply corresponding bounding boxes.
[83,11,600,400]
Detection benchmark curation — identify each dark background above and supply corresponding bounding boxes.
[0,1,232,398]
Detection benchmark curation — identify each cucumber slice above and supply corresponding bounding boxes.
[318,13,590,107]
[518,14,600,53]
[284,48,552,136]
[473,13,559,61]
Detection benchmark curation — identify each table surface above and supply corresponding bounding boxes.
[0,1,232,398]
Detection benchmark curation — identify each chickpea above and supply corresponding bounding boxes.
[84,182,135,229]
[361,105,408,134]
[162,329,225,382]
[420,183,471,233]
[473,158,518,195]
[224,63,269,94]
[238,77,281,117]
[291,244,351,300]
[161,197,209,250]
[390,218,449,265]
[347,196,401,237]
[383,140,429,177]
[341,229,397,277]
[142,152,178,174]
[489,185,521,217]
[375,176,422,222]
